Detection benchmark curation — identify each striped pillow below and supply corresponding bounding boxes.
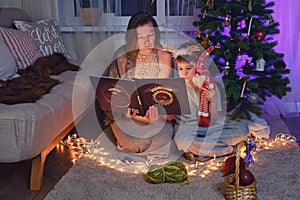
[0,27,42,69]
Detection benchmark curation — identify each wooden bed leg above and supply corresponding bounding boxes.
[30,152,46,190]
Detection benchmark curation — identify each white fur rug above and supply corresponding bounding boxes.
[45,114,300,200]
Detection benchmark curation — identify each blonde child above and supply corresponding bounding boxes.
[172,44,249,161]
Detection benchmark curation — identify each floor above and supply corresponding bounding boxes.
[282,115,300,146]
[0,132,75,200]
[0,115,299,200]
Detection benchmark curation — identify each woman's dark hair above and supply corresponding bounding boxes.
[125,10,161,52]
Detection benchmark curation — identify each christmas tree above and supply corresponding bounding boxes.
[193,0,291,119]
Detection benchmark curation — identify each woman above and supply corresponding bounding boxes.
[103,11,175,157]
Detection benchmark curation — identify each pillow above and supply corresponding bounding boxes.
[0,37,17,80]
[14,18,70,58]
[0,28,42,69]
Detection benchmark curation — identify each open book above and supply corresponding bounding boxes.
[90,76,191,116]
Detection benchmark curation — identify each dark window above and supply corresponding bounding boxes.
[120,0,156,16]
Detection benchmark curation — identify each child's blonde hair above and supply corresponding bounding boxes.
[175,41,203,65]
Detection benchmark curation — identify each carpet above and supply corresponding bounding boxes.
[45,113,300,200]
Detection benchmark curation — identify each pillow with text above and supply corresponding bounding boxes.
[14,18,70,58]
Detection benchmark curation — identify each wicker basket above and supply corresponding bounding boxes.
[224,141,257,200]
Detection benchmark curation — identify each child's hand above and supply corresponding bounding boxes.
[192,74,206,88]
[126,108,138,118]
[201,86,215,102]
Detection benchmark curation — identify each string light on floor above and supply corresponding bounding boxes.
[60,134,89,164]
[60,132,297,177]
[185,156,223,178]
[253,132,296,151]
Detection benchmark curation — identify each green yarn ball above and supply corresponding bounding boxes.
[146,164,165,184]
[146,161,188,184]
[164,161,188,183]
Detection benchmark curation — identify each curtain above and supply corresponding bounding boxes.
[52,0,198,62]
[21,0,56,21]
[263,0,300,117]
[0,0,21,8]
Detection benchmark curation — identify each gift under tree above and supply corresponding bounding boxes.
[194,0,291,119]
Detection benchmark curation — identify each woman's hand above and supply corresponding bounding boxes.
[125,108,138,118]
[145,105,160,122]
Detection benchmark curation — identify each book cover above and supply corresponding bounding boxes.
[90,76,190,116]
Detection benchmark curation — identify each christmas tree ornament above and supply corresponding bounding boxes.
[255,57,265,71]
[240,80,247,98]
[239,170,255,186]
[274,60,286,69]
[237,49,242,60]
[201,34,210,49]
[248,0,253,12]
[237,38,242,60]
[224,61,230,75]
[195,30,202,40]
[266,15,275,26]
[202,10,207,19]
[254,30,266,41]
[203,0,214,18]
[247,92,259,104]
[247,16,253,37]
[224,49,231,60]
[206,0,214,10]
[224,14,230,27]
